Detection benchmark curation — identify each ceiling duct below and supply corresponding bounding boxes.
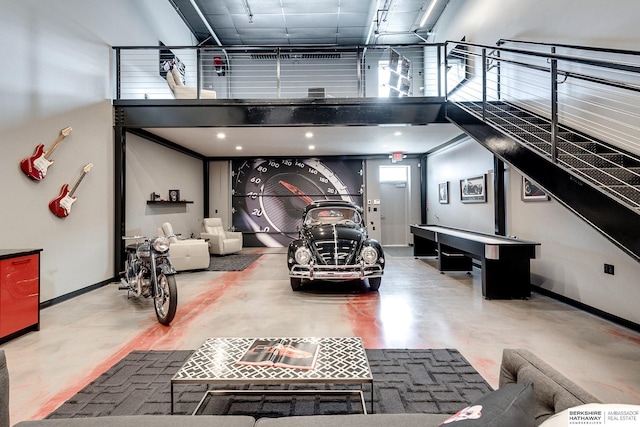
[250,53,342,60]
[299,53,342,59]
[251,54,289,60]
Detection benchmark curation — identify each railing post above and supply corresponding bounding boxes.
[115,48,121,100]
[496,49,501,101]
[276,47,281,99]
[437,45,443,98]
[482,48,487,120]
[356,46,362,98]
[443,44,448,100]
[550,47,558,163]
[196,48,202,99]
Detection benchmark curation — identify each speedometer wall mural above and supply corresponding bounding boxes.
[232,158,364,247]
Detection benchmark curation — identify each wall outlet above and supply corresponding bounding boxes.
[604,263,615,275]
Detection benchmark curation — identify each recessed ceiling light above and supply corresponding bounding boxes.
[305,132,313,138]
[217,132,226,139]
[394,131,402,136]
[235,146,242,150]
[308,145,315,150]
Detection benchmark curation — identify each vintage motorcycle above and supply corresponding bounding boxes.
[119,235,178,325]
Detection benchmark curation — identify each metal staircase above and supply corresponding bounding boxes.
[443,40,640,261]
[464,100,640,207]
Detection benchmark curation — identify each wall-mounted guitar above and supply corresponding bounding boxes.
[20,126,72,181]
[49,163,93,218]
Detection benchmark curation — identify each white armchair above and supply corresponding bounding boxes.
[201,218,243,255]
[166,67,216,99]
[159,222,210,271]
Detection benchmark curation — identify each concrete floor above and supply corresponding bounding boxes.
[2,247,640,424]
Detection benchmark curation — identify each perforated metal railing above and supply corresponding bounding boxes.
[113,44,446,100]
[446,40,640,210]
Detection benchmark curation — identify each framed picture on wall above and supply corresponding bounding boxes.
[460,175,486,203]
[438,182,449,204]
[522,177,549,201]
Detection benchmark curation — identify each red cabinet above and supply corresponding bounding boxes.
[0,250,41,341]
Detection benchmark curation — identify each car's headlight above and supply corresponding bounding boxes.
[294,247,312,265]
[361,246,378,265]
[153,236,171,252]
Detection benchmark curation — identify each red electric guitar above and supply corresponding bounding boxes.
[49,163,93,218]
[20,127,72,181]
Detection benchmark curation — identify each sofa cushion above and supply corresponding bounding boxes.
[255,413,451,427]
[14,415,255,427]
[539,403,640,426]
[499,349,600,425]
[438,381,534,426]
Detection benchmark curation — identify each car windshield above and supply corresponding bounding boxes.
[305,207,361,226]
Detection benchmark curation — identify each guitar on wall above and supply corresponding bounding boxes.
[49,163,93,218]
[20,126,72,181]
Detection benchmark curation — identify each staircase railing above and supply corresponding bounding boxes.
[445,39,640,210]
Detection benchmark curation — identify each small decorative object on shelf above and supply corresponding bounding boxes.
[149,192,161,201]
[168,189,180,202]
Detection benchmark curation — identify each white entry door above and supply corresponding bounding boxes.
[379,166,410,246]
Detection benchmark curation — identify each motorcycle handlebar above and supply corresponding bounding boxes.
[122,235,176,240]
[122,235,147,240]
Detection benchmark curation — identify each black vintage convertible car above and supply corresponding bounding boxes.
[287,200,385,291]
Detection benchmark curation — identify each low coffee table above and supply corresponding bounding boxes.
[171,337,373,415]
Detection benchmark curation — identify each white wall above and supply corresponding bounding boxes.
[208,161,232,227]
[508,169,640,325]
[0,0,194,302]
[428,0,640,326]
[125,134,204,238]
[433,0,640,50]
[426,139,495,233]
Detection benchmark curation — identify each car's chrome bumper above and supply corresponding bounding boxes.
[289,262,383,280]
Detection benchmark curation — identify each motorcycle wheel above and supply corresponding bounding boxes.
[154,272,177,325]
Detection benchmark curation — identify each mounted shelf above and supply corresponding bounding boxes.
[147,200,193,205]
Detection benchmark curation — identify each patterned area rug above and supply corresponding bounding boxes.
[207,254,261,271]
[47,349,492,419]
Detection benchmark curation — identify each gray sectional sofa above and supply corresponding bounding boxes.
[5,348,600,427]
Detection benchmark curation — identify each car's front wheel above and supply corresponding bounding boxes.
[290,277,302,291]
[368,277,381,291]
